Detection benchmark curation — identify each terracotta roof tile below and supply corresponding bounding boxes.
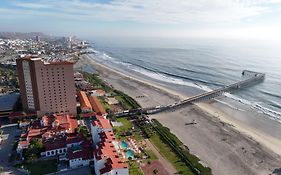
[88,96,106,114]
[78,91,92,111]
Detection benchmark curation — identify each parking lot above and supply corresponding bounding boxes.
[0,124,24,175]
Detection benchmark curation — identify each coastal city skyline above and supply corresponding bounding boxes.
[0,0,281,40]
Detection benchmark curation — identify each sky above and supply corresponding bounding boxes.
[1,0,281,40]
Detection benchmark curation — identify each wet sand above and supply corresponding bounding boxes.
[75,55,281,175]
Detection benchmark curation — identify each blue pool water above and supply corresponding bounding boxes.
[126,149,134,159]
[120,140,128,149]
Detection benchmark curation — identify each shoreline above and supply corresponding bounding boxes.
[75,54,281,175]
[82,54,281,156]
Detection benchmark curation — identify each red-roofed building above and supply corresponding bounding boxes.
[68,140,94,168]
[41,113,78,134]
[17,113,79,156]
[17,140,30,153]
[94,134,128,175]
[16,113,93,169]
[77,91,92,112]
[88,96,106,115]
[90,117,128,175]
[81,112,96,118]
[40,133,85,158]
[90,118,113,146]
[90,89,106,97]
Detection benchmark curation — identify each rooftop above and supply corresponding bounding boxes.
[41,113,78,133]
[78,91,92,111]
[88,95,106,115]
[93,118,112,129]
[95,130,128,174]
[68,139,93,160]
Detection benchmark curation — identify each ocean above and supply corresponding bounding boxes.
[87,37,281,123]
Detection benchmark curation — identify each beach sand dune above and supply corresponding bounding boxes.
[75,55,281,175]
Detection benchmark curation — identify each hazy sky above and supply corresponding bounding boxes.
[1,0,281,40]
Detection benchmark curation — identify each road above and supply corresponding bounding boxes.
[54,166,91,175]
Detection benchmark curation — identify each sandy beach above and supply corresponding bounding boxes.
[75,54,281,175]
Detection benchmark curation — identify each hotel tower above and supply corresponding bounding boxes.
[16,57,77,116]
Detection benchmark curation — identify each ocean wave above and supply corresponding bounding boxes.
[177,67,213,77]
[90,46,281,123]
[130,66,204,89]
[270,102,281,110]
[259,89,281,99]
[224,92,281,123]
[254,103,281,123]
[131,63,224,87]
[215,99,246,112]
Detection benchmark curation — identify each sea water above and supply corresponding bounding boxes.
[88,37,281,123]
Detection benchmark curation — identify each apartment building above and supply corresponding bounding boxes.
[16,56,76,116]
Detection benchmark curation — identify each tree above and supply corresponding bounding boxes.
[77,126,89,138]
[26,153,37,162]
[0,165,4,172]
[23,138,44,162]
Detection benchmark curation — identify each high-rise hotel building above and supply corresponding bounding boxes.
[16,57,77,116]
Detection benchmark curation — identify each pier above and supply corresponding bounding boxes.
[115,70,265,116]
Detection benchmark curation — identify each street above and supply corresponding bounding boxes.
[55,166,91,175]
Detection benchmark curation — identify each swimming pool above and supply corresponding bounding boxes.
[126,149,134,159]
[120,140,128,149]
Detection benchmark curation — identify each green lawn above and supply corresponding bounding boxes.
[145,149,158,161]
[129,161,144,175]
[150,134,194,175]
[116,117,133,131]
[115,96,133,109]
[98,97,111,111]
[113,117,133,140]
[19,159,57,175]
[132,130,143,141]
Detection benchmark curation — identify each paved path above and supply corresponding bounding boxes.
[145,139,177,175]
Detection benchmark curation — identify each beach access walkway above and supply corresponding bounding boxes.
[145,139,177,174]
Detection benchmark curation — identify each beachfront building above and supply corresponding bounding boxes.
[90,89,106,97]
[91,115,113,146]
[16,56,76,116]
[78,91,92,112]
[90,116,128,175]
[89,95,107,115]
[94,142,128,175]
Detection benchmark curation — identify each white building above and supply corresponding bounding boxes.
[90,116,128,175]
[91,116,113,146]
[68,140,93,168]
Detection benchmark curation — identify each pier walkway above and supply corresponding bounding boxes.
[115,70,265,117]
